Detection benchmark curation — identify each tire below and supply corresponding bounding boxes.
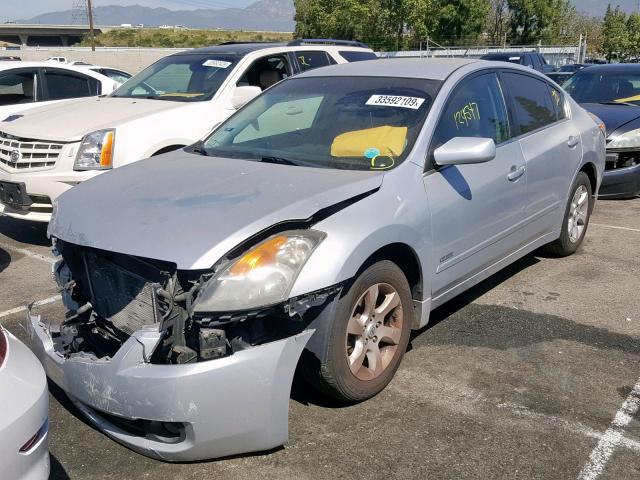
[543,171,593,256]
[302,260,413,402]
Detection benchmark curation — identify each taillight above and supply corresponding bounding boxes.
[0,326,7,368]
[19,419,48,454]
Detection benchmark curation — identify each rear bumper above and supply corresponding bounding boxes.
[0,331,49,480]
[599,163,640,199]
[27,314,313,462]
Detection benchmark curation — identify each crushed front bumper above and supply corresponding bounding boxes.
[27,314,313,462]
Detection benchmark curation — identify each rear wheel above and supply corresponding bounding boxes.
[303,260,412,402]
[544,171,592,256]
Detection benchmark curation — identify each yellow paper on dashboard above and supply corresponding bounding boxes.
[331,126,407,157]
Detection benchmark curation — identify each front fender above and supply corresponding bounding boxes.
[289,171,431,307]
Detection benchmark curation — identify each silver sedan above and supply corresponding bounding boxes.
[0,325,49,479]
[29,58,605,461]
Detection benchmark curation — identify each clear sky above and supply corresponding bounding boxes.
[1,0,258,22]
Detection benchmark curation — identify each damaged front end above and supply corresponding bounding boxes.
[28,236,340,461]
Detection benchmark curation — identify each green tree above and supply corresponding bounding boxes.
[508,0,571,44]
[602,4,628,61]
[626,12,640,59]
[434,0,490,45]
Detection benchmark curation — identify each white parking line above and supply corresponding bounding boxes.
[0,294,61,320]
[577,379,640,480]
[498,402,640,454]
[591,223,640,233]
[0,241,55,264]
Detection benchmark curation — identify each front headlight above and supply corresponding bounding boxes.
[74,129,115,170]
[608,128,640,149]
[195,230,326,312]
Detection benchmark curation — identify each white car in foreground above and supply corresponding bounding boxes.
[0,40,377,222]
[0,61,122,121]
[0,325,49,479]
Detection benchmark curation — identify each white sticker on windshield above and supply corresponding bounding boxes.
[366,95,425,110]
[509,56,521,61]
[203,59,232,69]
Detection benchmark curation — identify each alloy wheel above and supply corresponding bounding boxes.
[345,283,404,381]
[568,185,589,243]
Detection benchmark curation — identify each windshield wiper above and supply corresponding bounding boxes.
[190,141,209,156]
[259,156,299,166]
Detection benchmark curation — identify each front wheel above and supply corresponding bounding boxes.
[302,260,413,402]
[543,171,593,256]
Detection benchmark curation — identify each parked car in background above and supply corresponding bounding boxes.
[29,58,604,462]
[546,63,587,83]
[0,56,21,61]
[45,57,67,63]
[0,61,122,121]
[78,65,132,87]
[0,325,49,480]
[563,63,640,198]
[480,52,555,73]
[0,40,378,222]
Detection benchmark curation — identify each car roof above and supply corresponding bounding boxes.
[577,63,640,72]
[0,60,88,70]
[0,61,114,81]
[172,42,372,57]
[298,58,479,81]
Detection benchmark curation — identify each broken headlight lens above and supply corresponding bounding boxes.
[74,129,115,170]
[195,230,326,312]
[608,128,640,149]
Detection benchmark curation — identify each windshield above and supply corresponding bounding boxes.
[563,70,640,105]
[200,76,440,171]
[111,53,237,102]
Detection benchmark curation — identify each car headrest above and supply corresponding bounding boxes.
[259,69,282,90]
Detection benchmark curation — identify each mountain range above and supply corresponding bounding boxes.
[19,0,640,32]
[21,0,296,32]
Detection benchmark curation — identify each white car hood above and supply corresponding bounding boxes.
[0,97,189,142]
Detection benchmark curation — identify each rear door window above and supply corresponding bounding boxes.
[432,72,511,149]
[295,51,332,72]
[0,69,38,106]
[548,85,567,120]
[531,55,542,71]
[501,72,557,135]
[44,69,99,100]
[339,51,378,62]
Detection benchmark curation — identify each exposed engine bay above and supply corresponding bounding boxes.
[51,238,340,365]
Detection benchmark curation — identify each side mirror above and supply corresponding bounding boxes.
[433,137,496,166]
[230,85,262,110]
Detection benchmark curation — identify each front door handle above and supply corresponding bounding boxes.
[568,136,579,148]
[507,165,526,182]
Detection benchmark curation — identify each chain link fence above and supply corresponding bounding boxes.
[377,43,583,68]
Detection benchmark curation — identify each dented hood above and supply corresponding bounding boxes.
[49,151,383,270]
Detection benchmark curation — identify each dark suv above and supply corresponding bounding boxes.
[480,52,555,74]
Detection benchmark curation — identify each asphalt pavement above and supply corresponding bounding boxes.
[1,198,639,480]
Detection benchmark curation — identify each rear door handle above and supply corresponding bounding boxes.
[568,136,579,148]
[507,165,526,182]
